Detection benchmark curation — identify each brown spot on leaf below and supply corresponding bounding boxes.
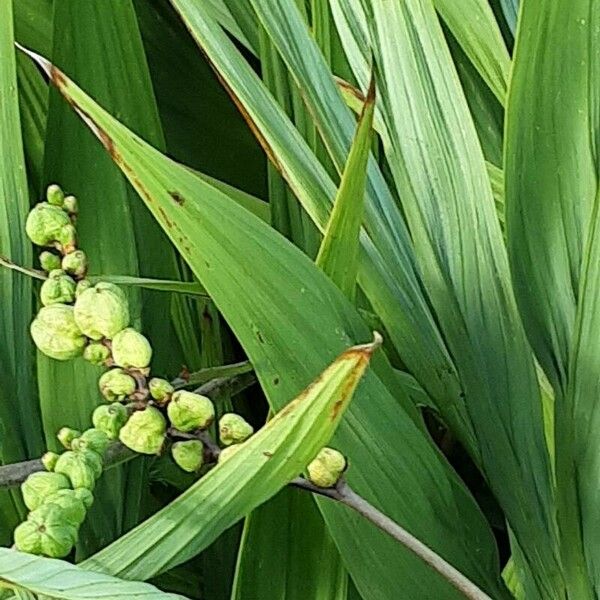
[263,451,273,459]
[158,206,173,229]
[169,191,185,205]
[50,65,67,89]
[273,377,280,385]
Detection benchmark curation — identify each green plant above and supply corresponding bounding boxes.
[0,0,595,599]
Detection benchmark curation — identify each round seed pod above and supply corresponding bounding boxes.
[111,327,152,369]
[41,451,60,472]
[74,488,94,509]
[46,184,65,207]
[148,377,174,403]
[39,251,62,272]
[92,402,129,439]
[21,471,71,511]
[40,269,76,306]
[44,489,88,527]
[57,427,81,450]
[63,195,78,216]
[14,504,78,558]
[83,342,111,366]
[54,450,101,490]
[30,304,86,361]
[219,413,254,446]
[25,203,71,247]
[73,282,129,340]
[61,250,87,278]
[98,368,136,401]
[167,391,215,433]
[119,407,166,455]
[306,448,347,488]
[218,444,242,464]
[171,440,204,473]
[71,428,110,455]
[75,279,92,297]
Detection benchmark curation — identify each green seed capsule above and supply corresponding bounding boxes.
[71,428,110,455]
[75,279,92,297]
[119,407,166,455]
[92,402,129,439]
[62,195,78,216]
[25,203,74,248]
[111,327,152,369]
[148,378,174,403]
[83,342,111,366]
[57,427,81,449]
[30,304,86,361]
[40,269,77,306]
[219,413,254,446]
[43,489,88,527]
[41,451,60,472]
[98,368,137,401]
[306,448,346,488]
[171,440,204,472]
[167,391,215,432]
[46,184,65,207]
[54,450,101,490]
[61,250,88,278]
[21,471,71,511]
[39,251,62,272]
[73,282,129,340]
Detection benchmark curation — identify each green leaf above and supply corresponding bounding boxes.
[84,335,380,578]
[316,77,374,299]
[363,0,559,596]
[0,0,44,542]
[505,1,599,596]
[88,275,208,297]
[232,488,348,600]
[32,50,507,598]
[0,548,185,600]
[499,0,518,34]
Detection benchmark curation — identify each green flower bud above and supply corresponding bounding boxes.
[14,504,78,558]
[83,342,111,366]
[57,427,81,449]
[148,378,174,403]
[92,402,129,439]
[63,195,78,216]
[30,304,86,361]
[54,450,101,490]
[40,269,76,306]
[21,471,71,511]
[76,278,92,297]
[39,251,61,272]
[61,250,87,278]
[218,444,242,464]
[119,407,166,455]
[98,368,136,401]
[219,413,254,446]
[25,203,73,247]
[46,184,65,207]
[306,448,346,488]
[42,451,60,471]
[111,327,152,369]
[73,282,129,340]
[71,428,109,455]
[44,489,88,526]
[171,440,204,473]
[74,487,94,509]
[167,391,214,433]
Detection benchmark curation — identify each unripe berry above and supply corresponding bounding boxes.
[54,450,101,490]
[83,342,111,366]
[46,184,65,207]
[57,427,81,449]
[21,471,71,511]
[25,203,75,249]
[171,440,204,472]
[30,304,86,361]
[92,402,128,439]
[42,451,60,471]
[148,377,174,403]
[219,413,254,446]
[306,448,346,488]
[40,269,76,306]
[98,368,136,401]
[111,327,152,369]
[61,250,87,278]
[167,391,215,432]
[71,428,110,455]
[62,195,78,216]
[39,251,61,272]
[119,407,166,455]
[74,282,129,340]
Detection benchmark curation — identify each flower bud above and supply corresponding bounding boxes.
[74,487,94,509]
[44,489,88,526]
[219,413,254,446]
[167,391,214,432]
[42,451,60,471]
[25,203,72,247]
[21,471,71,511]
[61,250,87,278]
[111,327,152,369]
[218,444,242,464]
[71,428,109,455]
[98,368,136,401]
[149,378,174,403]
[92,402,129,439]
[171,440,204,473]
[57,427,81,449]
[306,448,346,488]
[57,223,77,252]
[30,304,86,361]
[63,195,78,216]
[74,282,129,340]
[14,504,78,558]
[76,279,92,297]
[39,251,61,272]
[40,269,76,306]
[119,407,166,455]
[83,342,111,366]
[54,450,101,490]
[46,184,65,207]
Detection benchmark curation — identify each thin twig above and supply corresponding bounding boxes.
[0,255,46,281]
[290,478,492,600]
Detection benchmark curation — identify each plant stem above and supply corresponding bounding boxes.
[291,478,493,600]
[0,255,46,280]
